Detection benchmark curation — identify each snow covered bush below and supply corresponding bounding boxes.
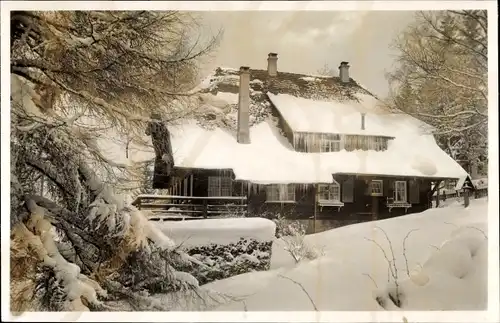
[155,218,276,284]
[270,214,324,263]
[179,239,273,285]
[272,214,306,238]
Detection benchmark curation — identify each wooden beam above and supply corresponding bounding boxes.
[313,184,318,234]
[190,174,193,197]
[429,180,442,208]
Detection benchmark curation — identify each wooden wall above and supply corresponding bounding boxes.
[245,175,433,220]
[169,169,434,221]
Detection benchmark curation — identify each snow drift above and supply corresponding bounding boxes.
[202,198,488,311]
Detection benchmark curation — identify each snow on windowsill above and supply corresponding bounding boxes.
[317,200,344,206]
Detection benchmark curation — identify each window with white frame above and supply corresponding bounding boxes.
[320,134,342,152]
[370,180,383,196]
[208,175,232,197]
[266,184,295,202]
[318,183,341,202]
[394,181,407,203]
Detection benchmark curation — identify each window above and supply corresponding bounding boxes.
[394,181,407,203]
[266,184,295,202]
[344,135,355,151]
[320,134,342,152]
[318,182,341,202]
[367,137,375,150]
[373,137,387,151]
[370,180,383,196]
[208,176,232,197]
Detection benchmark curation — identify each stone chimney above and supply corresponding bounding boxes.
[339,61,350,83]
[237,66,251,144]
[267,53,278,77]
[361,112,366,130]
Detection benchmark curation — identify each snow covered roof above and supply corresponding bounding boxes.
[92,66,467,184]
[454,176,488,191]
[204,67,374,101]
[170,119,467,184]
[267,92,430,137]
[163,67,467,184]
[472,177,488,190]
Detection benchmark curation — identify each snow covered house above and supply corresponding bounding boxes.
[151,53,468,221]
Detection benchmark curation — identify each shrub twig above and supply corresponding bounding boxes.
[362,273,378,289]
[464,226,488,240]
[402,229,419,277]
[364,226,401,307]
[278,274,318,311]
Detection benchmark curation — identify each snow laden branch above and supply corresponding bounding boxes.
[11,139,206,311]
[11,89,211,312]
[10,10,223,312]
[386,10,488,176]
[11,11,222,131]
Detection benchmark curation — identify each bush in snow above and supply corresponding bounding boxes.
[269,214,324,263]
[155,218,276,285]
[180,239,273,285]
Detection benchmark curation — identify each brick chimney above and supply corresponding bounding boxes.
[339,61,350,83]
[237,66,251,144]
[267,53,278,77]
[361,112,366,130]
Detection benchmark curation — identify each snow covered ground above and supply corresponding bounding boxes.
[200,197,488,311]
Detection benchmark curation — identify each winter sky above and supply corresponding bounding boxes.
[199,10,415,98]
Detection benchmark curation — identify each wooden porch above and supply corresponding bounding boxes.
[132,194,248,221]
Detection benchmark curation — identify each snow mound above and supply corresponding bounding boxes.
[387,223,488,310]
[155,217,276,247]
[410,155,438,176]
[203,198,488,311]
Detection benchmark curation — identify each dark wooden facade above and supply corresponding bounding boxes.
[167,168,435,221]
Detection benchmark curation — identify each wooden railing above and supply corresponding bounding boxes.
[132,194,248,221]
[433,187,488,202]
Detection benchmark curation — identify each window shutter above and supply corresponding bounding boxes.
[409,179,420,203]
[342,177,354,202]
[386,179,394,198]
